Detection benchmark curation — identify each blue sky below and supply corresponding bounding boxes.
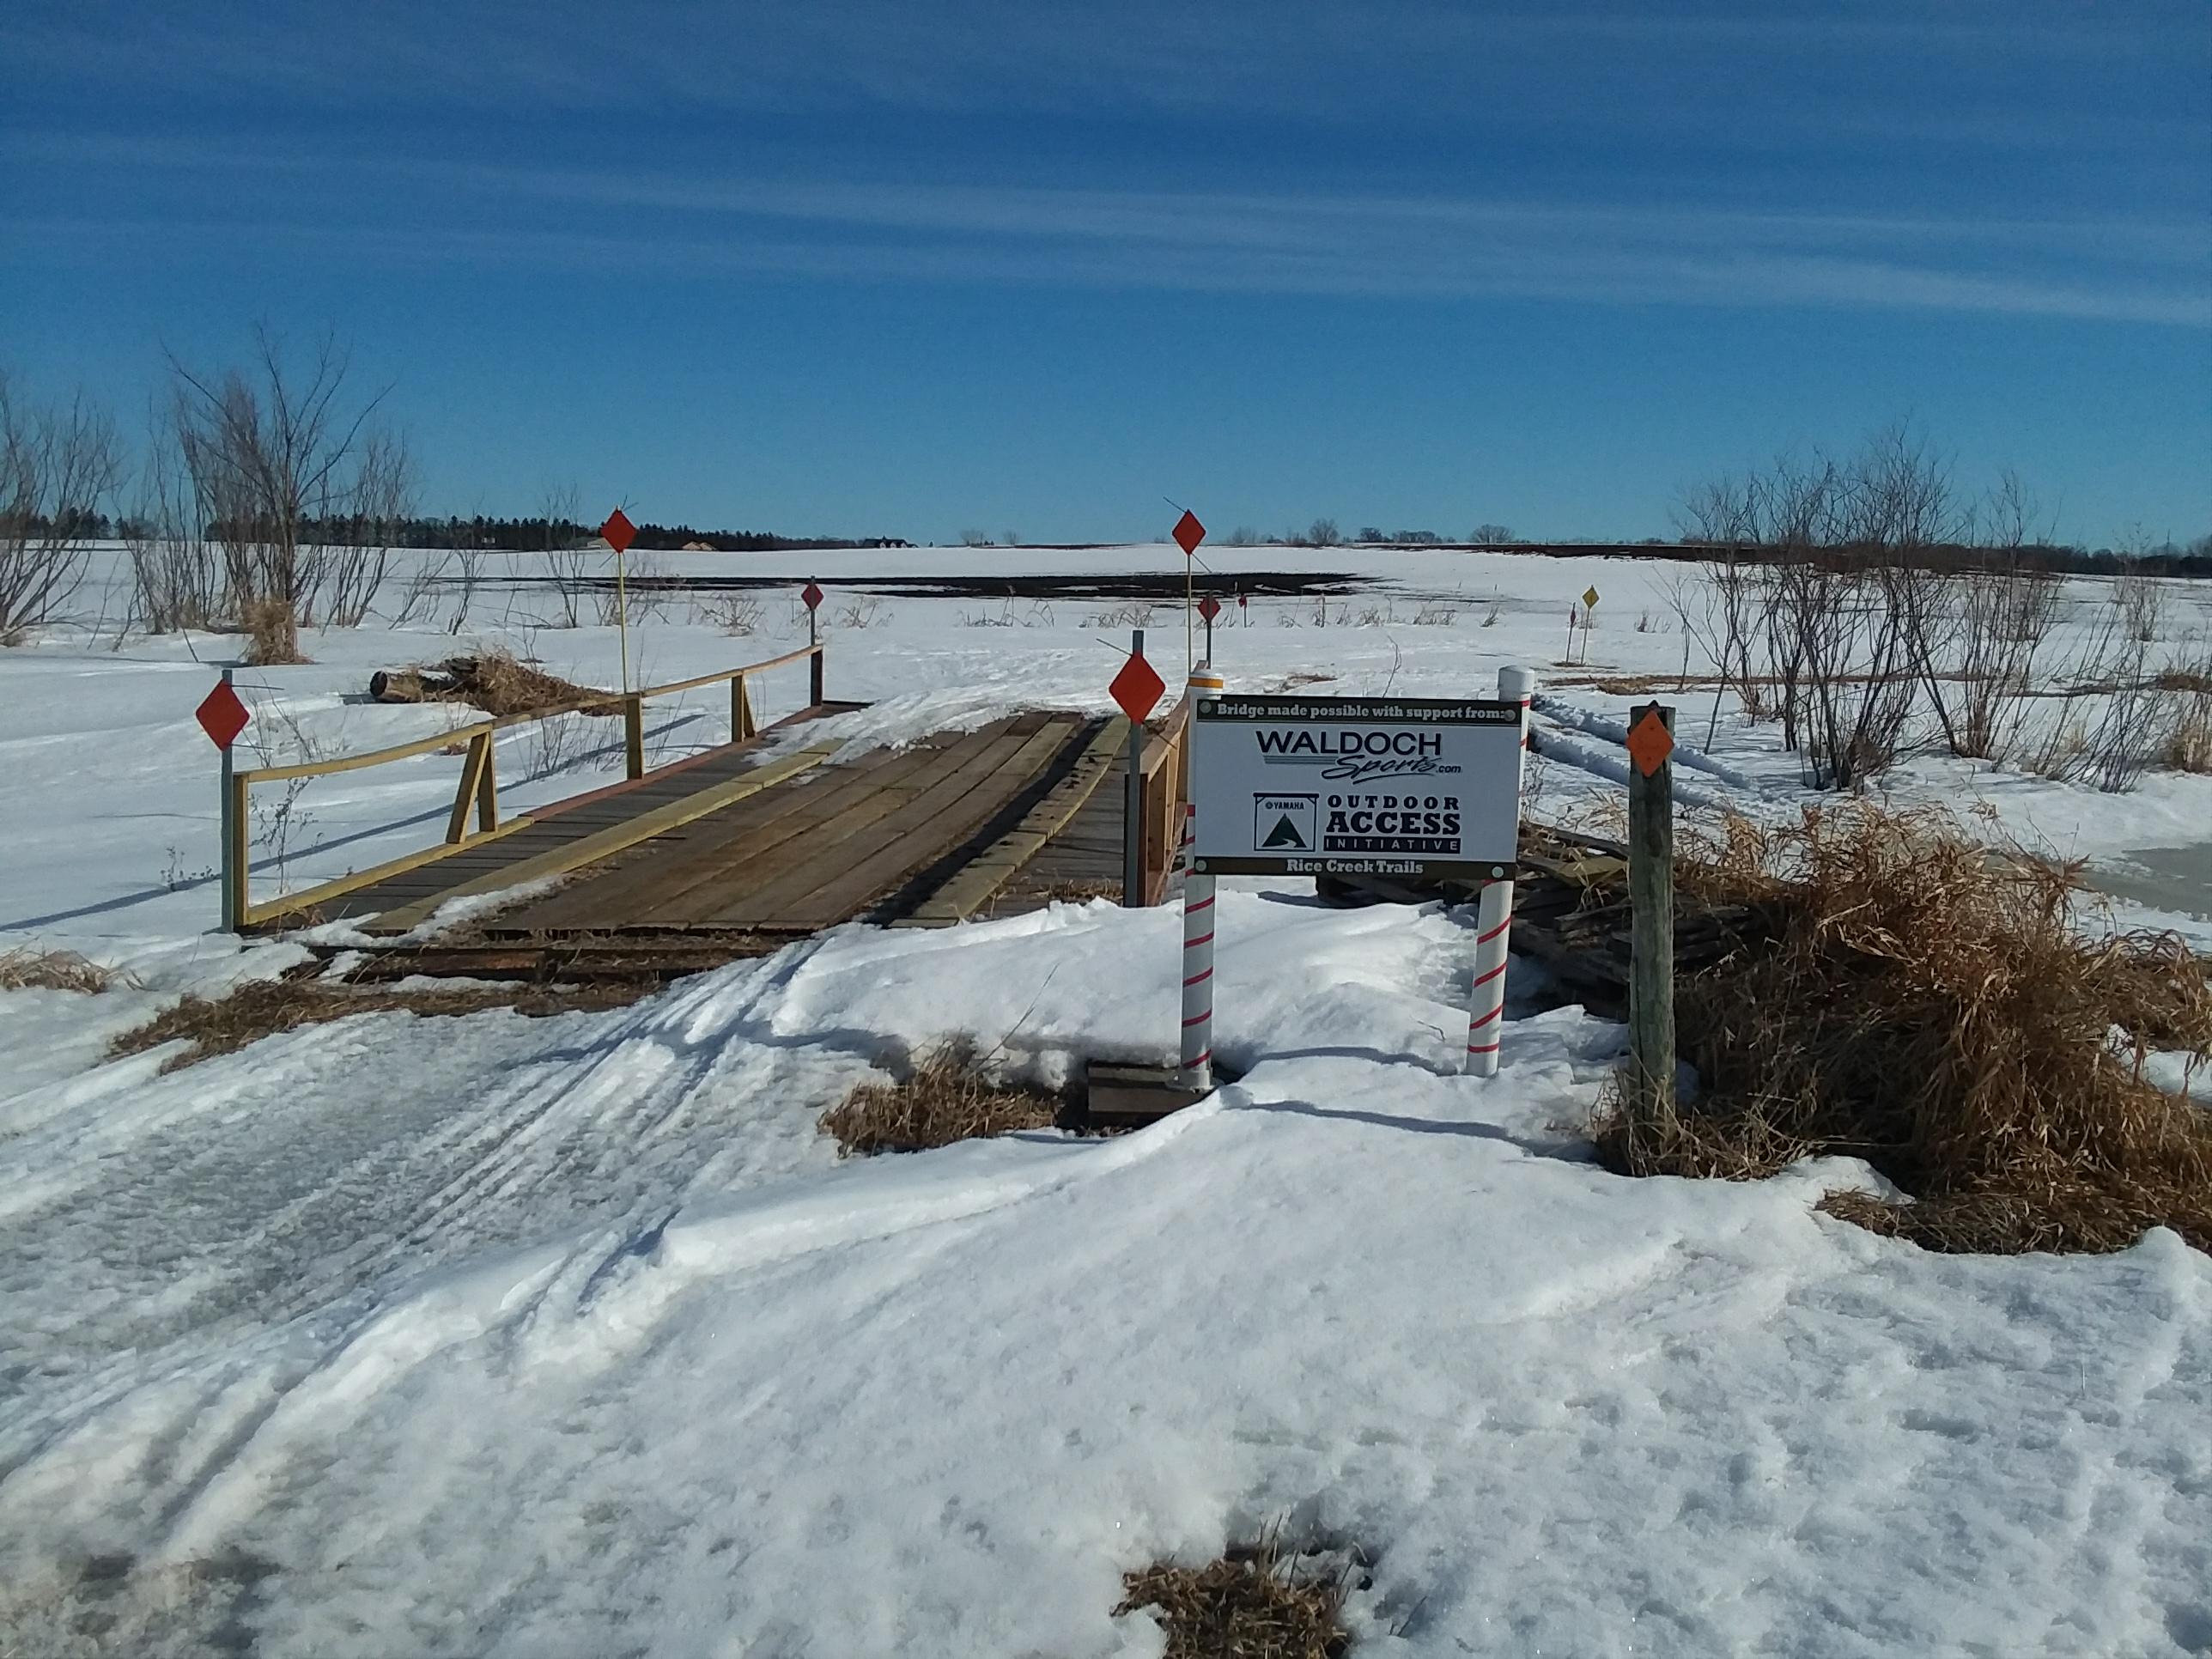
[3,1,2208,546]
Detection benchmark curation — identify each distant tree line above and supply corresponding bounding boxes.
[179,514,912,554]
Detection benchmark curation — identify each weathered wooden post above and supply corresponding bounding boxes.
[218,667,239,930]
[1123,629,1147,906]
[1626,702,1678,1133]
[623,694,646,779]
[732,672,756,741]
[195,668,252,933]
[804,580,826,706]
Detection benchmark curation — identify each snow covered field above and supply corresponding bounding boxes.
[2,545,2209,1656]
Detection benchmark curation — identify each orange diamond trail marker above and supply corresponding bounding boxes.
[196,679,250,750]
[1583,584,1601,609]
[1172,510,1206,556]
[802,580,824,611]
[601,507,640,691]
[1197,594,1220,623]
[1110,648,1166,725]
[1626,704,1675,777]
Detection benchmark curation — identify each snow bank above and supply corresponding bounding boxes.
[1,893,2206,1656]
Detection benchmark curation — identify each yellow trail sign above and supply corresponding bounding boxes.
[1583,585,1601,609]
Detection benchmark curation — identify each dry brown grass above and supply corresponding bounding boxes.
[378,650,618,720]
[459,649,618,719]
[820,1036,1064,1155]
[1036,878,1122,902]
[1596,802,2212,1255]
[2160,690,2212,774]
[0,947,128,994]
[1117,1533,1356,1659]
[241,597,307,665]
[110,976,642,1071]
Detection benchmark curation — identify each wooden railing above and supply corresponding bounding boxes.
[1131,696,1193,905]
[227,642,825,929]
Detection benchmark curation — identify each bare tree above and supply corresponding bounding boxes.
[161,328,408,661]
[121,436,225,636]
[539,481,590,628]
[0,373,122,639]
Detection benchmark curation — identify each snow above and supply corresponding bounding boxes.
[0,544,2208,1656]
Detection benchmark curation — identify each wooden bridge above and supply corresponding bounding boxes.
[228,641,1197,957]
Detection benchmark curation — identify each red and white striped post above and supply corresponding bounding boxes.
[1180,662,1224,1089]
[1466,665,1536,1077]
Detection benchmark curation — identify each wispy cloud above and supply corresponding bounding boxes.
[5,0,2202,127]
[9,191,2204,328]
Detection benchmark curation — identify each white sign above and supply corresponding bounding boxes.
[1191,695,1523,878]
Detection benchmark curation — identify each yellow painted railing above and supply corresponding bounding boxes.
[1133,696,1192,905]
[227,642,826,929]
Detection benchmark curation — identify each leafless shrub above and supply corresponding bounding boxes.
[1678,423,1990,786]
[240,702,325,883]
[700,592,765,635]
[121,444,224,636]
[1409,601,1456,625]
[2114,565,2166,644]
[0,372,122,636]
[958,528,993,547]
[1917,556,2061,763]
[521,710,593,781]
[2025,600,2163,792]
[514,483,588,628]
[159,329,413,649]
[435,544,489,635]
[1310,595,1350,628]
[836,596,888,629]
[386,549,449,629]
[598,548,670,628]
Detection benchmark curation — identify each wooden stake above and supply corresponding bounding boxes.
[218,666,240,933]
[1627,702,1677,1133]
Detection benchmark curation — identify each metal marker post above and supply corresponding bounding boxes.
[809,595,823,704]
[616,549,630,694]
[1179,663,1224,1089]
[1123,629,1146,907]
[1627,702,1678,1133]
[218,667,237,933]
[1465,665,1537,1076]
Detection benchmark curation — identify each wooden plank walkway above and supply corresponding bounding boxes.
[300,707,1130,941]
